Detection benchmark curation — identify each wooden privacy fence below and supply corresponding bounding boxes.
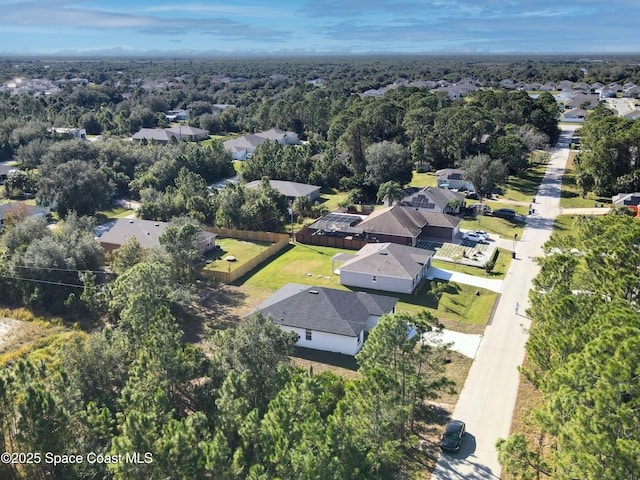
[201,227,290,283]
[295,226,367,250]
[206,227,289,244]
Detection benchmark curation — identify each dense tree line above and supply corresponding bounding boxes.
[497,214,640,479]
[0,255,452,479]
[574,105,640,196]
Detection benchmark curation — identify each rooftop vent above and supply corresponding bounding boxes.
[308,289,319,294]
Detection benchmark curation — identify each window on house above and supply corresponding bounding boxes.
[305,329,312,341]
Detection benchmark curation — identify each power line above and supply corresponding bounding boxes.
[11,265,113,275]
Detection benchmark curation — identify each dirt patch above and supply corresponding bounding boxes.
[0,317,22,352]
[178,283,273,346]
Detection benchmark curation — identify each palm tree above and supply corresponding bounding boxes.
[377,181,403,207]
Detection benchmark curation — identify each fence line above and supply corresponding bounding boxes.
[295,226,367,250]
[202,228,290,283]
[206,227,289,244]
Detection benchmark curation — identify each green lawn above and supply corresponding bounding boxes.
[551,214,590,241]
[409,171,438,188]
[317,188,350,212]
[94,205,133,223]
[431,248,512,279]
[500,159,549,203]
[460,214,526,240]
[238,243,497,332]
[560,152,610,208]
[202,237,273,274]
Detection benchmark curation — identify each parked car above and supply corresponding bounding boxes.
[440,419,466,453]
[462,232,487,243]
[471,230,489,240]
[492,208,516,219]
[465,191,479,200]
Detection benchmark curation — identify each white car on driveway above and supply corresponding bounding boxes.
[462,232,487,243]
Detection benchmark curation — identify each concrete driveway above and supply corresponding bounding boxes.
[430,125,579,479]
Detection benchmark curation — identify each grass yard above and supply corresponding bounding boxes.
[395,280,497,334]
[239,243,349,290]
[95,204,133,223]
[317,188,351,212]
[202,237,273,274]
[431,248,511,279]
[409,171,438,188]
[560,152,610,208]
[551,214,593,241]
[238,243,497,333]
[460,214,526,240]
[500,159,549,203]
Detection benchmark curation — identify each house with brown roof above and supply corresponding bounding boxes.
[358,205,461,244]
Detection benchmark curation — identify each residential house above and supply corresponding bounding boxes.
[51,127,87,140]
[436,168,475,192]
[132,126,209,144]
[332,242,434,294]
[0,164,19,184]
[0,202,49,229]
[557,80,575,91]
[358,205,461,244]
[307,212,366,237]
[98,218,216,254]
[222,128,300,159]
[165,109,188,121]
[624,109,640,120]
[564,93,600,110]
[211,104,235,114]
[400,186,466,213]
[132,128,174,143]
[248,283,398,356]
[223,134,267,160]
[562,108,588,121]
[244,179,321,202]
[612,192,640,207]
[256,128,299,145]
[165,126,209,142]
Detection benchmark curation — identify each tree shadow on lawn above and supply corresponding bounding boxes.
[292,346,359,371]
[178,283,249,344]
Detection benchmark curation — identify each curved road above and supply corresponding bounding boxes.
[431,125,578,479]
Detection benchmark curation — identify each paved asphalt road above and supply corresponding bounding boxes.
[430,125,579,479]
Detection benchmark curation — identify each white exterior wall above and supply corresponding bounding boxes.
[279,325,362,356]
[340,270,415,294]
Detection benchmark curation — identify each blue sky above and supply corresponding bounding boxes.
[1,0,639,55]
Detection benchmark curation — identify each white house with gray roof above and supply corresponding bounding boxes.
[244,179,321,201]
[332,243,433,294]
[223,129,300,160]
[249,283,398,356]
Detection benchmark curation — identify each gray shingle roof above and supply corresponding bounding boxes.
[244,179,320,198]
[401,186,465,210]
[98,218,214,250]
[339,243,433,279]
[250,283,398,337]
